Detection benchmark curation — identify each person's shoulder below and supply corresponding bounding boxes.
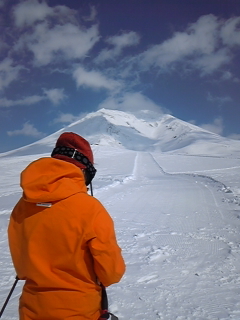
[71,192,105,208]
[88,194,106,209]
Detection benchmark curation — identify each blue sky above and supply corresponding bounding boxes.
[1,0,240,152]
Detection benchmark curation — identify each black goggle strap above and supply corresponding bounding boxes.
[51,146,97,181]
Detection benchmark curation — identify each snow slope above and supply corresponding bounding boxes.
[1,109,240,319]
[1,108,240,157]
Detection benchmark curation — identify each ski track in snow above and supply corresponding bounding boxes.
[95,151,240,320]
[1,150,240,319]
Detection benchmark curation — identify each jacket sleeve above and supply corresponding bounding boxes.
[88,201,125,287]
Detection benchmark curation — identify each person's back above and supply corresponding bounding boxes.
[8,132,125,320]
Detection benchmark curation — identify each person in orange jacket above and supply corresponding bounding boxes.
[8,132,125,320]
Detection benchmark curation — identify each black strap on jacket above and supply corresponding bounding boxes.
[51,146,97,185]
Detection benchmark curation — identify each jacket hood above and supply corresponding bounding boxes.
[21,157,87,203]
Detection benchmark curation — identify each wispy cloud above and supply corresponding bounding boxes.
[139,15,219,71]
[220,71,239,82]
[7,122,45,137]
[12,1,99,66]
[0,0,5,8]
[137,14,239,77]
[0,95,45,107]
[0,58,23,91]
[13,0,53,27]
[44,88,67,105]
[95,31,140,63]
[12,0,76,27]
[221,16,240,47]
[73,66,121,91]
[82,5,97,22]
[52,112,80,124]
[207,92,232,106]
[51,111,89,125]
[98,91,167,114]
[3,7,239,99]
[228,133,240,140]
[194,48,231,76]
[200,117,224,135]
[15,22,99,66]
[0,89,66,107]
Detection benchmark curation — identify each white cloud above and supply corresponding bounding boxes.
[188,119,197,125]
[107,31,140,48]
[52,112,85,124]
[221,71,233,80]
[207,92,232,106]
[44,88,67,105]
[221,16,240,47]
[0,0,5,7]
[228,133,240,140]
[73,66,121,91]
[0,95,45,107]
[7,122,45,137]
[194,48,231,75]
[13,0,53,27]
[83,5,97,22]
[220,71,239,82]
[0,89,66,107]
[98,92,166,114]
[200,117,224,135]
[95,48,116,64]
[15,22,99,66]
[95,31,140,63]
[137,14,240,76]
[12,1,99,66]
[13,0,76,27]
[0,58,23,90]
[140,14,219,70]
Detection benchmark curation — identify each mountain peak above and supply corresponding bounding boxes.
[1,108,240,158]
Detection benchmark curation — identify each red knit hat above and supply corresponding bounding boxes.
[51,132,94,169]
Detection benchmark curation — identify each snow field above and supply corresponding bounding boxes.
[95,149,240,319]
[1,147,240,319]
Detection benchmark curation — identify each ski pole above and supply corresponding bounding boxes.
[89,182,118,320]
[99,285,118,319]
[0,276,19,318]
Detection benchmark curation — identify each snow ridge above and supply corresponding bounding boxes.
[1,108,240,158]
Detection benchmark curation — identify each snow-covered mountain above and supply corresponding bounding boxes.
[1,108,240,157]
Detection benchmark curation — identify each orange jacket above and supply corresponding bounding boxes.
[8,157,125,320]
